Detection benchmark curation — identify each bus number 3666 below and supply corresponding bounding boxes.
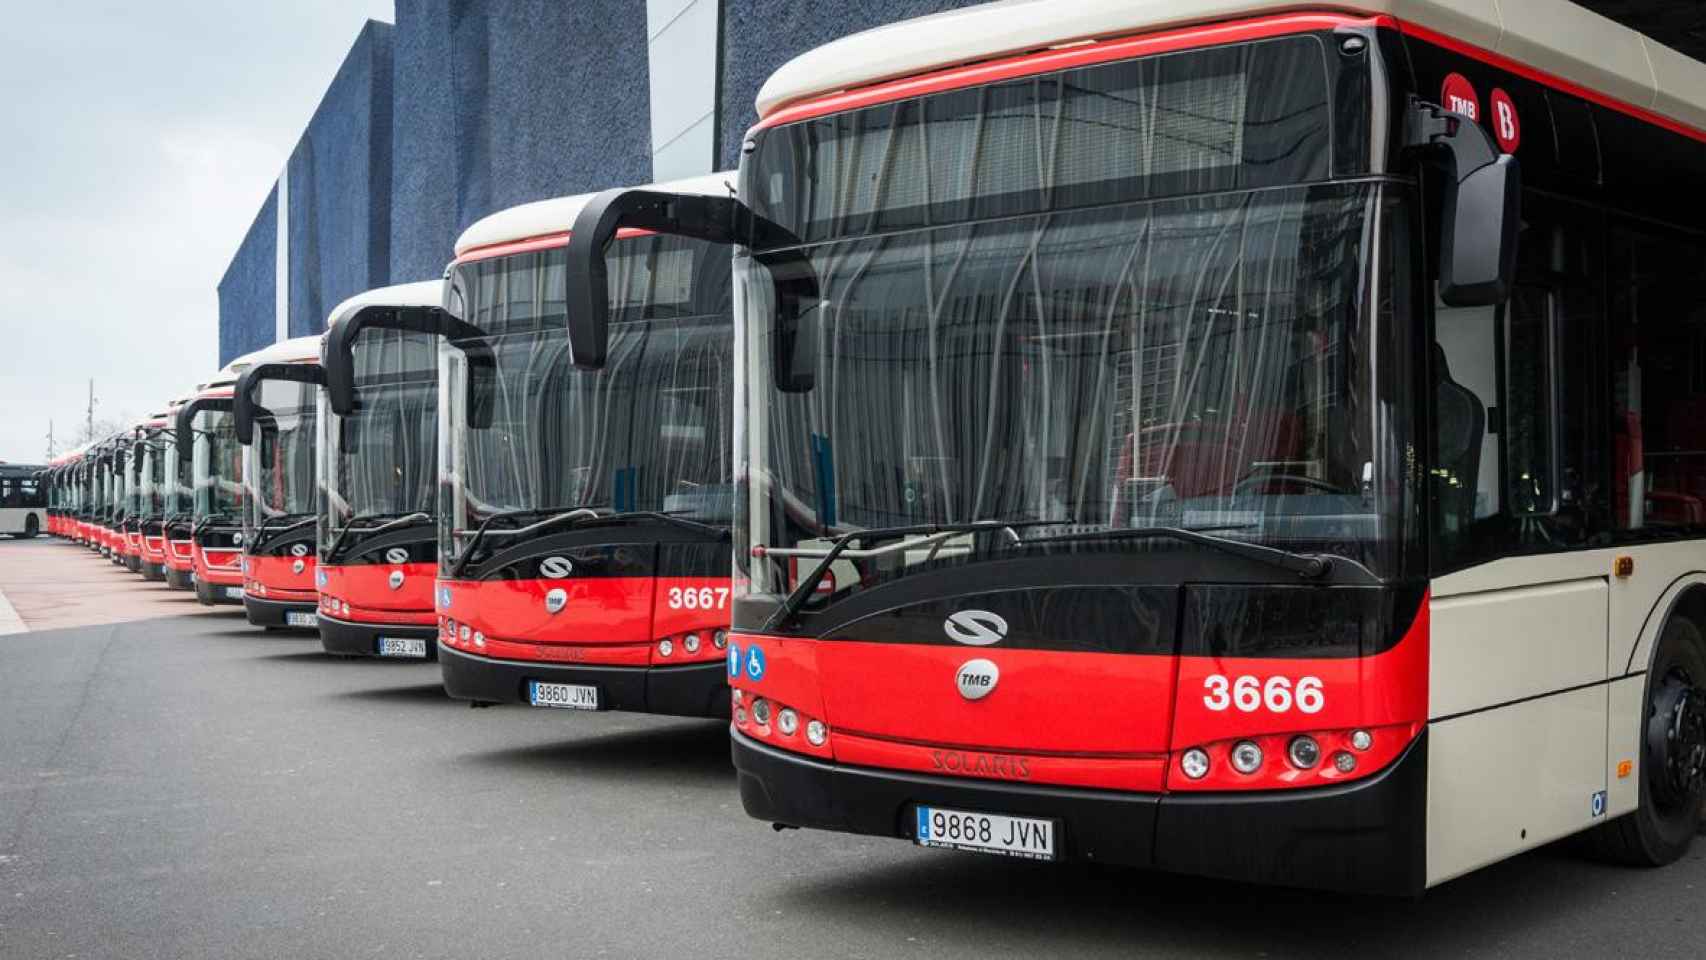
[1202,675,1325,714]
[667,587,729,610]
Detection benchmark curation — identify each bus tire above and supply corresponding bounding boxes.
[1587,615,1706,866]
[20,515,38,539]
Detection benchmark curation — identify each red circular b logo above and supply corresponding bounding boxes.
[1441,73,1480,122]
[1489,88,1520,153]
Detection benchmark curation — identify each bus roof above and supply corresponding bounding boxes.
[453,171,736,258]
[754,0,1706,135]
[325,279,443,329]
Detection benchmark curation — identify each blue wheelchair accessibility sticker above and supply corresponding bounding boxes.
[744,645,767,683]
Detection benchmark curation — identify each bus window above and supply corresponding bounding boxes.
[1505,287,1560,517]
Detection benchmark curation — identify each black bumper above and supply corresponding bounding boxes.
[240,594,316,626]
[319,613,437,659]
[165,567,193,590]
[194,577,243,605]
[140,561,165,581]
[732,729,1428,896]
[439,643,729,719]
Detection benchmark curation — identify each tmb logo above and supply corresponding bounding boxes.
[943,609,1008,646]
[538,556,575,579]
[955,658,1000,701]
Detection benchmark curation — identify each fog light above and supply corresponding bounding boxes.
[1333,751,1357,774]
[751,698,772,726]
[658,639,674,658]
[777,708,798,736]
[1351,729,1373,751]
[1287,736,1321,769]
[473,632,485,649]
[459,624,470,641]
[806,720,827,746]
[1181,748,1210,779]
[713,629,728,650]
[341,601,350,616]
[683,633,701,654]
[1230,740,1264,775]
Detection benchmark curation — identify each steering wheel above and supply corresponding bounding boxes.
[1234,473,1351,495]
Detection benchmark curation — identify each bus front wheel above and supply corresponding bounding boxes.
[1589,615,1706,866]
[17,515,38,539]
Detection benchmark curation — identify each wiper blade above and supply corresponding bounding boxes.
[569,510,727,538]
[449,507,600,578]
[1009,525,1331,579]
[251,514,317,551]
[759,519,1071,633]
[324,511,432,562]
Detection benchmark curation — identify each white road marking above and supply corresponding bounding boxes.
[0,585,26,635]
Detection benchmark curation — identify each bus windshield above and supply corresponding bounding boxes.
[439,235,734,572]
[734,32,1418,621]
[193,408,245,522]
[243,377,319,539]
[140,436,166,519]
[163,436,190,522]
[321,329,438,549]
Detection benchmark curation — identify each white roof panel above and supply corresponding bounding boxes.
[453,171,738,257]
[325,279,444,330]
[754,0,1706,135]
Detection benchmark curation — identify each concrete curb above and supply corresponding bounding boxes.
[0,584,26,635]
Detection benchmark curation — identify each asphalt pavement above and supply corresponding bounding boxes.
[1,537,1703,959]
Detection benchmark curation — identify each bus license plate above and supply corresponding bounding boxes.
[224,586,245,600]
[378,637,427,659]
[916,806,1056,860]
[285,611,318,628]
[529,681,598,710]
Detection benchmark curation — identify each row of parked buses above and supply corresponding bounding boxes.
[26,0,1706,896]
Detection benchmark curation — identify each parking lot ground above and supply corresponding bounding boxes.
[0,537,228,632]
[0,538,1704,959]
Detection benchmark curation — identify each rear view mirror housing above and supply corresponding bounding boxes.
[1405,98,1521,307]
[175,396,232,462]
[234,362,326,446]
[323,304,494,429]
[563,187,821,391]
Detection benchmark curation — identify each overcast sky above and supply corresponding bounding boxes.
[0,1,396,463]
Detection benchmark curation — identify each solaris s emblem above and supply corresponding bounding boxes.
[539,556,575,579]
[384,547,409,565]
[290,543,309,558]
[943,609,1008,646]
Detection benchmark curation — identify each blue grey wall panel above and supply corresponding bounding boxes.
[718,0,987,168]
[449,0,652,232]
[288,20,394,336]
[216,184,278,366]
[390,0,458,281]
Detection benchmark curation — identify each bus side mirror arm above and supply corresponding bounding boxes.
[1405,97,1521,307]
[234,363,326,446]
[564,187,821,391]
[324,304,495,429]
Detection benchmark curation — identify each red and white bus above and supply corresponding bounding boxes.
[175,363,254,605]
[325,174,738,713]
[312,281,445,659]
[231,335,326,629]
[133,406,182,581]
[566,0,1706,893]
[120,414,167,575]
[162,389,207,590]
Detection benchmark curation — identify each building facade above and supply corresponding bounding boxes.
[217,0,981,361]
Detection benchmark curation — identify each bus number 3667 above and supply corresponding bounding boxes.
[1202,675,1325,714]
[667,586,729,610]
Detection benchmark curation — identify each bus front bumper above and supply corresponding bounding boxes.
[242,594,319,629]
[731,728,1428,897]
[319,613,437,660]
[439,643,729,718]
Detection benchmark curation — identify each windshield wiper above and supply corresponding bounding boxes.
[759,520,1072,632]
[449,507,600,578]
[568,510,727,538]
[1008,526,1331,580]
[324,511,432,562]
[251,513,316,551]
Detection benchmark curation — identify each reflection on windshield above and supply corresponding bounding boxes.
[193,409,245,521]
[244,378,319,540]
[739,183,1416,607]
[320,328,438,547]
[441,236,734,569]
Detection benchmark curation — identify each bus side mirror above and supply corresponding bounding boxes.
[1406,98,1520,307]
[234,362,326,446]
[564,186,820,389]
[324,304,493,429]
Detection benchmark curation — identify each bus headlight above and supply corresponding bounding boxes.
[683,633,701,654]
[1181,748,1210,779]
[658,639,674,658]
[805,720,827,746]
[1230,741,1264,775]
[751,698,772,727]
[1287,736,1321,769]
[777,708,798,736]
